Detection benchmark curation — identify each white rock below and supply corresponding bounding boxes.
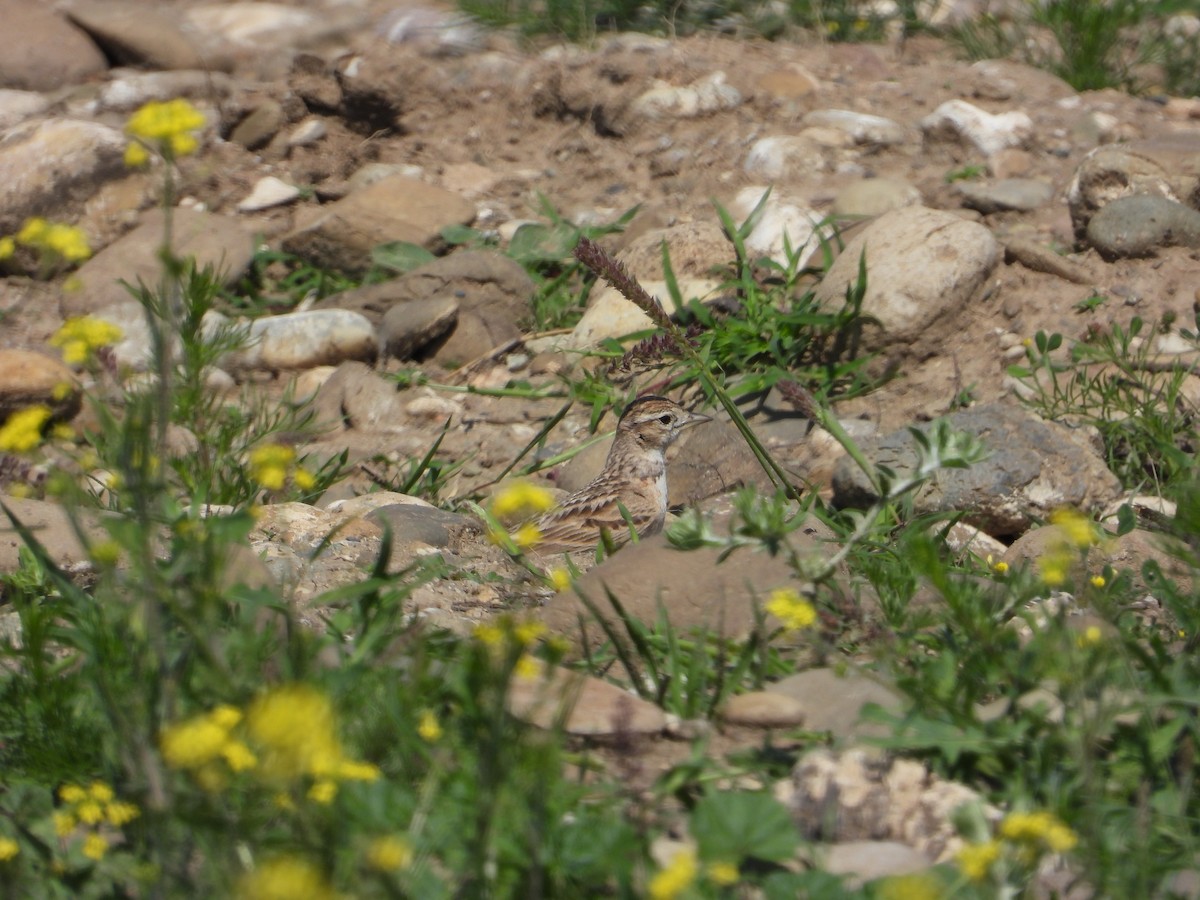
[801,108,906,145]
[920,99,1033,156]
[287,117,326,147]
[631,71,742,121]
[237,175,302,212]
[186,3,317,44]
[731,187,832,269]
[744,135,826,180]
[567,279,719,349]
[0,90,51,130]
[91,70,233,113]
[225,310,378,371]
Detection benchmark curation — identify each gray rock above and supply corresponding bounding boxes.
[288,117,327,147]
[366,503,482,549]
[0,350,80,423]
[920,99,1033,156]
[1086,194,1200,258]
[813,206,999,347]
[65,208,256,317]
[1003,238,1093,285]
[92,70,234,112]
[832,178,922,219]
[0,497,106,574]
[0,118,127,234]
[667,417,775,504]
[768,667,903,741]
[831,403,1123,537]
[225,309,378,371]
[380,296,459,360]
[281,175,475,276]
[230,100,285,150]
[957,177,1055,213]
[1066,135,1200,240]
[0,1,107,91]
[731,186,829,269]
[237,176,301,213]
[630,71,741,121]
[801,109,906,146]
[309,360,409,433]
[539,520,834,652]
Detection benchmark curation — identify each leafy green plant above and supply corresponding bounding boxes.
[1008,321,1199,494]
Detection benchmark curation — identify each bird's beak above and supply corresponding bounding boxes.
[682,410,712,429]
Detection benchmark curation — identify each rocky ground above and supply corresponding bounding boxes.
[2,0,1200,888]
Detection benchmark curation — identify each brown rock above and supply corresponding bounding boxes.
[719,691,806,728]
[0,0,107,91]
[0,350,80,422]
[768,667,904,741]
[507,664,666,736]
[64,0,228,71]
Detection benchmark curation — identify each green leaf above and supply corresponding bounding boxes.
[691,791,799,864]
[441,223,481,245]
[372,241,435,273]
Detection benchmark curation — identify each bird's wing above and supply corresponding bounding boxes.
[532,472,659,554]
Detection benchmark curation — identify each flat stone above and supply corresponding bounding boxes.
[757,65,821,99]
[366,503,482,549]
[237,175,302,212]
[308,360,409,433]
[768,667,903,740]
[0,118,127,234]
[288,117,327,147]
[282,175,476,276]
[0,1,107,91]
[65,208,256,317]
[230,100,285,150]
[831,403,1123,537]
[0,350,80,422]
[833,178,922,219]
[744,135,825,181]
[507,664,666,736]
[224,309,378,371]
[957,178,1055,213]
[1086,194,1200,258]
[1003,238,1093,284]
[0,497,106,574]
[822,841,932,885]
[630,71,741,121]
[380,296,459,360]
[720,691,806,728]
[920,99,1033,156]
[92,70,234,113]
[65,0,228,71]
[0,91,53,131]
[801,109,906,146]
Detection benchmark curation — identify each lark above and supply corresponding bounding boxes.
[531,396,710,555]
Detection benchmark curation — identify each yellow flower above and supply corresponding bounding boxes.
[160,711,236,770]
[986,555,1009,574]
[0,236,14,260]
[513,654,542,680]
[491,481,556,519]
[221,741,258,772]
[547,567,572,591]
[0,405,51,453]
[875,872,944,900]
[59,784,87,804]
[53,812,76,837]
[366,835,413,872]
[50,316,123,365]
[1090,574,1106,588]
[512,522,542,548]
[124,141,149,168]
[649,847,697,900]
[334,760,380,781]
[0,837,18,861]
[247,684,340,780]
[417,709,442,742]
[473,623,504,647]
[82,833,108,861]
[1049,508,1095,548]
[294,467,317,490]
[16,217,48,245]
[308,780,337,805]
[52,423,75,441]
[76,801,103,825]
[105,801,140,827]
[125,99,206,157]
[211,705,243,729]
[249,443,296,491]
[512,619,546,646]
[707,860,738,886]
[765,587,817,632]
[1037,548,1071,587]
[234,857,338,900]
[956,839,1001,882]
[1077,625,1103,648]
[42,223,91,262]
[999,810,1077,853]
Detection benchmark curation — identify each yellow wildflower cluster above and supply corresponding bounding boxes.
[50,315,124,365]
[53,782,139,862]
[0,837,18,862]
[160,686,378,803]
[1038,508,1102,587]
[547,566,572,591]
[417,709,442,743]
[0,405,52,454]
[956,838,1002,881]
[473,615,546,650]
[875,872,945,900]
[765,587,818,632]
[366,835,414,872]
[490,480,556,519]
[248,442,316,492]
[235,857,339,900]
[648,846,697,900]
[0,217,91,265]
[999,810,1077,853]
[124,98,206,165]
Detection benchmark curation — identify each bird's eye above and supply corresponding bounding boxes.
[659,414,672,424]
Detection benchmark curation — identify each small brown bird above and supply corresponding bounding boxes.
[531,395,711,554]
